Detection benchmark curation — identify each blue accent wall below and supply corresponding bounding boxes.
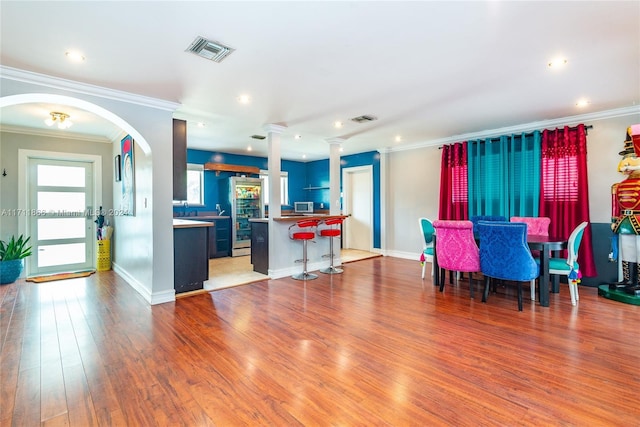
[177,149,381,249]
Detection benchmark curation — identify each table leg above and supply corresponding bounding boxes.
[539,247,550,307]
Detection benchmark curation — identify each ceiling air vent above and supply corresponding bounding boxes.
[350,114,378,123]
[186,36,234,63]
[251,135,266,140]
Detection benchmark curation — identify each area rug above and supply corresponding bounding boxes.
[27,270,96,283]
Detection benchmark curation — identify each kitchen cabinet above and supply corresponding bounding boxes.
[213,217,231,258]
[250,219,268,274]
[173,219,211,293]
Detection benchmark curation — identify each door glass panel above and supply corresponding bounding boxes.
[37,192,85,212]
[37,165,85,187]
[37,218,86,240]
[38,243,86,267]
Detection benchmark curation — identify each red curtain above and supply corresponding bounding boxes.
[439,142,468,220]
[539,124,596,277]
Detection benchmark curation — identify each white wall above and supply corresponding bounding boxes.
[386,113,640,259]
[1,76,177,305]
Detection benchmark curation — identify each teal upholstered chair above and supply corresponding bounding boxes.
[477,221,539,311]
[419,218,435,279]
[532,221,588,306]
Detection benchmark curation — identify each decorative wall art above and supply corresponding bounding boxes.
[120,135,135,215]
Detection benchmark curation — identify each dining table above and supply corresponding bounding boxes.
[432,233,568,307]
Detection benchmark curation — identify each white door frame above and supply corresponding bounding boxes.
[18,149,103,276]
[342,165,373,251]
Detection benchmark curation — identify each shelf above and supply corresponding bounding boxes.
[303,186,330,190]
[204,163,260,176]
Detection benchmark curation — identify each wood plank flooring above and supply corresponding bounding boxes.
[1,256,638,426]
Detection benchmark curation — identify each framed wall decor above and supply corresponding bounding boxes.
[114,154,121,182]
[120,135,135,216]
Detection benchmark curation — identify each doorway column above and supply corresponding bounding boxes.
[325,137,344,215]
[263,123,287,276]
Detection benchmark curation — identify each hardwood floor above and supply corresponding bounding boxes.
[1,256,638,426]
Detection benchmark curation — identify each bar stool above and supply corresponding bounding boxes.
[289,219,319,280]
[317,217,344,274]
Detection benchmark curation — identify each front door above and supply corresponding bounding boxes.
[27,158,95,276]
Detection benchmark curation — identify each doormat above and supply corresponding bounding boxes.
[27,270,96,283]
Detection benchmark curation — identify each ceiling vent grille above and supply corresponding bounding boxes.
[186,36,234,63]
[350,114,377,123]
[251,135,266,140]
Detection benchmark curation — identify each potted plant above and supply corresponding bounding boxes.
[0,235,32,285]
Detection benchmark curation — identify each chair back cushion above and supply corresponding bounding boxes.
[477,221,539,281]
[470,215,507,233]
[432,220,480,273]
[510,217,551,236]
[420,218,435,245]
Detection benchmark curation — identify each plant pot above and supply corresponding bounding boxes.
[0,259,24,285]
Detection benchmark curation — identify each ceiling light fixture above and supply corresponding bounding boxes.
[65,51,85,62]
[547,58,568,68]
[576,99,591,108]
[196,122,206,128]
[294,134,302,140]
[395,135,402,142]
[237,94,251,104]
[334,121,343,129]
[45,112,73,129]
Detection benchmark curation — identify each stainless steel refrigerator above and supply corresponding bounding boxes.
[220,176,264,256]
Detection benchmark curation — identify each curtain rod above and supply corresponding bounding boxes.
[438,124,594,149]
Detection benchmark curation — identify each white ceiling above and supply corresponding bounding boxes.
[1,1,639,161]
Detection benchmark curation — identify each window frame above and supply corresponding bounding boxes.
[260,170,289,206]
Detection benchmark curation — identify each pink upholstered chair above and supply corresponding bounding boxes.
[432,220,481,298]
[510,217,550,236]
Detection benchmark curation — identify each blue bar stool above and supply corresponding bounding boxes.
[289,219,319,280]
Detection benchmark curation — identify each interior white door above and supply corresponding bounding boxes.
[27,158,95,276]
[344,166,372,251]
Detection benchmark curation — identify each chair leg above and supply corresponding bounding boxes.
[482,276,491,302]
[568,281,577,306]
[421,262,426,279]
[530,279,536,301]
[320,236,343,274]
[517,282,523,311]
[439,268,446,292]
[292,240,318,281]
[469,272,474,299]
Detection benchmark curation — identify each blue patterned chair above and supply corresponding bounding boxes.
[477,221,539,311]
[470,215,507,234]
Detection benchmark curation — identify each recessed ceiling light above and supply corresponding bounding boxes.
[247,146,253,152]
[547,58,568,68]
[196,122,206,128]
[302,154,307,159]
[334,121,343,129]
[65,51,85,62]
[294,134,302,140]
[237,94,251,104]
[576,99,591,108]
[395,135,402,143]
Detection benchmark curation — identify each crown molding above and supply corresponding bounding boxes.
[388,105,640,153]
[0,124,113,143]
[0,66,181,112]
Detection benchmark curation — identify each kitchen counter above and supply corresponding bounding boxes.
[273,214,348,222]
[173,218,213,228]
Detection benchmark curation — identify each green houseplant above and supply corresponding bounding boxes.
[0,235,32,285]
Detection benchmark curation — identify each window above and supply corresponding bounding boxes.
[186,163,204,205]
[260,170,289,205]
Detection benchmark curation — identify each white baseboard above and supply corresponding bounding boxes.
[112,262,176,305]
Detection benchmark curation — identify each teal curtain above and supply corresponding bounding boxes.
[468,131,541,219]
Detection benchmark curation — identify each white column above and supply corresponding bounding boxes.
[325,137,344,215]
[263,123,287,276]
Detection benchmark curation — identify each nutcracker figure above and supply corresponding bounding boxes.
[611,124,640,295]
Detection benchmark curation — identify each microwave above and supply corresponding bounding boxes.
[294,201,314,213]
